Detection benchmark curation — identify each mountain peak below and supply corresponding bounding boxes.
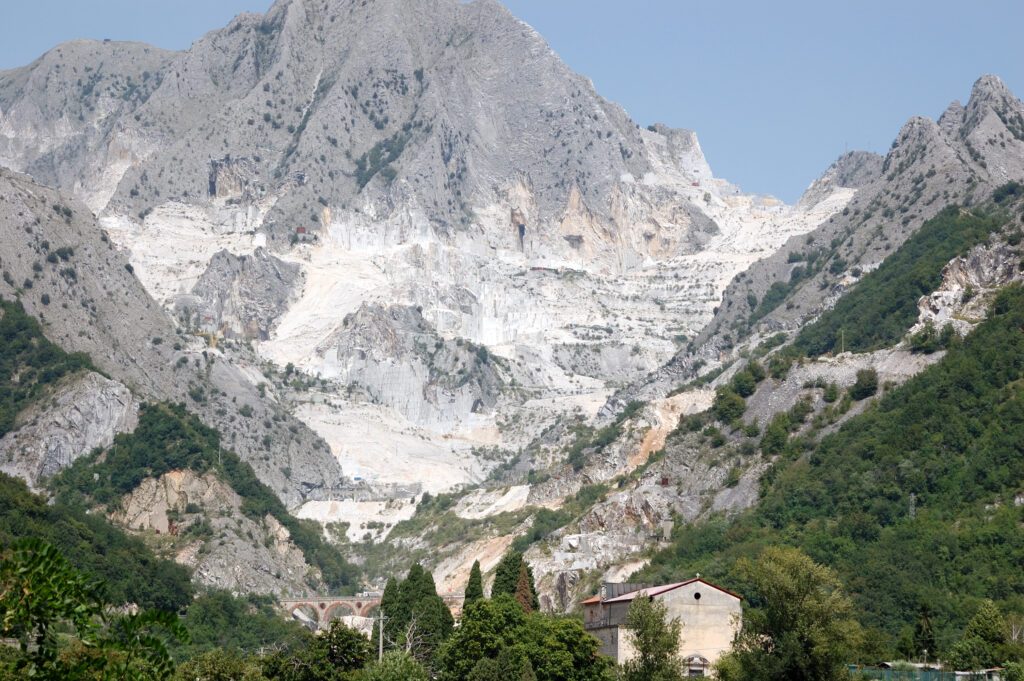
[970,73,1014,103]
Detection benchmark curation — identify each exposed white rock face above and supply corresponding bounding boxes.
[0,169,347,509]
[296,497,416,542]
[914,237,1024,335]
[113,469,319,597]
[0,371,138,489]
[0,0,861,507]
[453,485,531,520]
[293,399,492,493]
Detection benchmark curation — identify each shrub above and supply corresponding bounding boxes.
[713,387,746,423]
[850,368,878,400]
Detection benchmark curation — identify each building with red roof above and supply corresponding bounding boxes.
[581,577,742,676]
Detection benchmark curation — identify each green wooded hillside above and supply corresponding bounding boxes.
[793,204,1007,356]
[0,472,194,611]
[639,284,1024,656]
[53,402,359,594]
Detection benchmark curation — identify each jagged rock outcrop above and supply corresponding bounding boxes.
[322,303,508,428]
[914,236,1024,335]
[798,151,884,208]
[113,469,319,596]
[1,0,862,504]
[1,0,718,261]
[0,40,174,212]
[703,75,1024,346]
[607,76,1024,412]
[0,371,138,489]
[176,247,301,339]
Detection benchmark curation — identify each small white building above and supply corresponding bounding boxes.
[582,578,742,677]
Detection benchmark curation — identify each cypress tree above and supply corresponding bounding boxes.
[380,563,454,666]
[514,563,534,612]
[410,594,454,665]
[465,560,484,603]
[492,550,522,598]
[377,577,403,650]
[493,550,539,611]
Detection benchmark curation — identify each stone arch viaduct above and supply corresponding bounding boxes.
[279,594,464,631]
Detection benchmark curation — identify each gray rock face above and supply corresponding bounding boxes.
[0,0,726,265]
[798,151,884,208]
[112,469,320,596]
[325,302,508,427]
[177,248,301,339]
[0,371,138,489]
[604,75,1024,411]
[914,233,1024,335]
[0,40,174,212]
[0,168,345,507]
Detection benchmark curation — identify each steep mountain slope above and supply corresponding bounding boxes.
[704,75,1024,348]
[0,0,864,508]
[638,281,1024,647]
[0,471,194,611]
[0,168,344,505]
[5,0,1021,625]
[607,76,1024,409]
[0,239,355,595]
[385,177,1024,613]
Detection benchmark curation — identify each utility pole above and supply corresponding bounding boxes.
[840,328,845,355]
[377,611,386,662]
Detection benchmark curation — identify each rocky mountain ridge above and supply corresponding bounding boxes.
[2,0,1022,615]
[0,0,866,508]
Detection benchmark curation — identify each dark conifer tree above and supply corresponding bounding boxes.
[465,560,484,604]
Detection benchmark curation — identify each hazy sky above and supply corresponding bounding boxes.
[2,0,1022,202]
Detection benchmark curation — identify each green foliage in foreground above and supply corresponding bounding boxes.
[0,538,186,680]
[434,595,612,681]
[53,402,358,594]
[793,205,1004,356]
[172,590,309,660]
[0,472,193,612]
[362,651,429,681]
[620,596,684,681]
[639,285,1024,656]
[0,297,93,437]
[375,563,454,669]
[491,550,539,611]
[464,559,484,604]
[715,547,861,681]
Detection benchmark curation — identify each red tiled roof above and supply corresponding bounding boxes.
[598,577,741,602]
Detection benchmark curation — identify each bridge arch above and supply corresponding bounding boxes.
[288,602,320,628]
[323,601,360,624]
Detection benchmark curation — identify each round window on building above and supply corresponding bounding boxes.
[693,592,701,601]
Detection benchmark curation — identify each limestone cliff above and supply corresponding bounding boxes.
[0,371,137,489]
[113,469,320,596]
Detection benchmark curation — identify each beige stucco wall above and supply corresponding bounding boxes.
[616,583,741,671]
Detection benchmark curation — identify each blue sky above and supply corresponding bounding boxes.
[2,1,1022,202]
